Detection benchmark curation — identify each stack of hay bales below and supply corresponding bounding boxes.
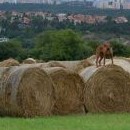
[0,58,19,67]
[0,66,55,117]
[80,58,130,113]
[3,56,130,117]
[23,58,36,64]
[44,67,85,115]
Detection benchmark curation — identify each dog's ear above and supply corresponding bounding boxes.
[103,43,108,47]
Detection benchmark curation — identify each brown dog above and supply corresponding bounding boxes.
[96,42,113,67]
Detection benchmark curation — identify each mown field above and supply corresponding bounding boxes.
[1,114,130,130]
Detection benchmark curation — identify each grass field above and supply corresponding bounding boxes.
[1,114,130,130]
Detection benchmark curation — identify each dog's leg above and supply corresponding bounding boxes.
[103,55,106,66]
[99,57,103,66]
[96,55,99,67]
[110,47,113,65]
[111,55,113,65]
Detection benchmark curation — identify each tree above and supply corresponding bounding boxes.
[0,39,24,61]
[110,39,130,57]
[86,40,101,53]
[32,29,92,61]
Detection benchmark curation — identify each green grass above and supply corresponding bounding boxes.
[1,114,130,130]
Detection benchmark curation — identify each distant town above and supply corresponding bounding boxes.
[0,10,128,26]
[1,0,130,10]
[0,9,129,42]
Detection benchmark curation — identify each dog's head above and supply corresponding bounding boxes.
[103,41,111,51]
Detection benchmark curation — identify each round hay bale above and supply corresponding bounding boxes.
[80,64,130,113]
[106,58,130,73]
[0,66,55,117]
[56,61,81,71]
[0,58,19,67]
[21,59,92,73]
[23,58,36,64]
[57,60,92,73]
[44,67,85,115]
[118,57,130,64]
[87,55,96,64]
[47,61,66,68]
[20,61,65,69]
[36,59,45,63]
[75,59,92,73]
[126,58,130,61]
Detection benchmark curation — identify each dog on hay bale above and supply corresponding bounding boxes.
[96,41,113,67]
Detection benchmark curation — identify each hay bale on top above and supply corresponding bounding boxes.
[47,61,66,68]
[126,58,130,61]
[106,58,130,73]
[23,58,36,64]
[87,55,96,64]
[76,59,92,73]
[80,64,130,113]
[0,66,54,117]
[21,60,91,72]
[20,61,65,69]
[56,61,81,71]
[57,60,92,73]
[44,67,85,115]
[0,58,19,67]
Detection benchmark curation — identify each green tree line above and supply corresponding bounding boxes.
[0,29,130,62]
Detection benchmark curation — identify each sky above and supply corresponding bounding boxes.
[61,0,94,1]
